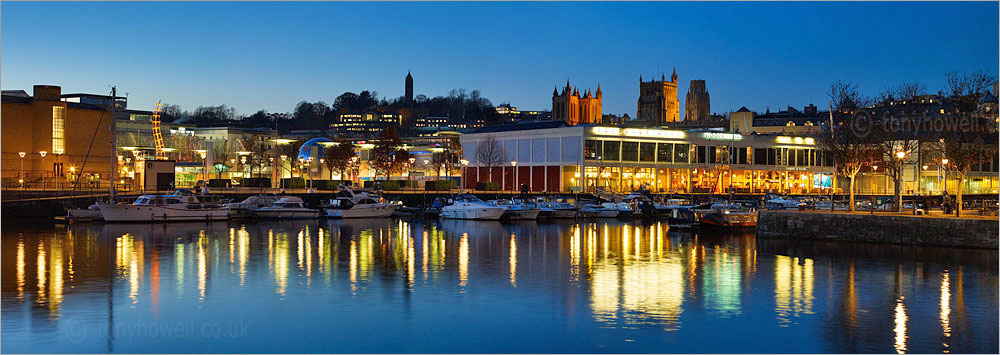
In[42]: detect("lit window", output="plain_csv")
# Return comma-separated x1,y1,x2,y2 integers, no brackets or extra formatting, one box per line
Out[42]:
52,106,66,152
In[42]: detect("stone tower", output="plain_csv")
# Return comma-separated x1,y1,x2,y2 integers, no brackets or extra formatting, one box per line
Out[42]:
684,80,710,121
405,70,413,103
636,68,680,126
552,80,602,125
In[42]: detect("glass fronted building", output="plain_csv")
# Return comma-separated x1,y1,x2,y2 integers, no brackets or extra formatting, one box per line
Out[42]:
460,123,835,194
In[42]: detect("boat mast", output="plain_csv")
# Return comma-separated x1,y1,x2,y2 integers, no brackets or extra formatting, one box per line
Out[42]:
109,86,117,200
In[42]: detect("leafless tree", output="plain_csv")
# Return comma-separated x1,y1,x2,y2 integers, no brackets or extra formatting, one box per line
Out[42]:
930,134,996,216
871,128,920,212
820,121,879,211
474,134,507,182
828,80,871,112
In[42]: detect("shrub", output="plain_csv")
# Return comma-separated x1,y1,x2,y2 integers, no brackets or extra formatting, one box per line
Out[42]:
425,180,457,191
240,178,271,188
208,179,231,188
476,181,499,191
281,177,305,189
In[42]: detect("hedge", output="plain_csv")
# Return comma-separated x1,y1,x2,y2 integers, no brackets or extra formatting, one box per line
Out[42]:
239,177,271,188
476,181,499,191
281,177,305,189
208,179,232,188
425,180,457,191
364,180,411,190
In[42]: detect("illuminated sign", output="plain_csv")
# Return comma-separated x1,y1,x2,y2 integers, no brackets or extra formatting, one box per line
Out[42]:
591,126,685,139
776,136,816,145
702,132,743,141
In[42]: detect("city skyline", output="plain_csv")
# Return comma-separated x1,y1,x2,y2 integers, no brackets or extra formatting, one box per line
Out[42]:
2,2,997,117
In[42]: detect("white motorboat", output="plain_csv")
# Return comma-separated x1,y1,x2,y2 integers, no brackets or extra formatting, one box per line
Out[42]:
252,196,320,219
324,186,397,218
224,195,281,218
580,203,618,218
601,202,634,218
66,203,104,222
766,196,806,210
97,189,229,222
535,198,578,218
489,199,541,220
440,195,507,220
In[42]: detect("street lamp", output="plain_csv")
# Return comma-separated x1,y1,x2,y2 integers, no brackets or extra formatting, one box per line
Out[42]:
39,151,47,189
941,158,949,195
460,159,469,192
408,157,416,191
510,161,517,194
54,149,64,190
895,151,905,212
350,156,359,187
18,152,25,189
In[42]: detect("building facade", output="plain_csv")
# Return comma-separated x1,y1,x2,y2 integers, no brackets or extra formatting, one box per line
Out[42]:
637,69,680,126
461,123,838,195
729,105,828,135
684,79,710,121
331,112,403,138
552,80,602,125
1,85,114,189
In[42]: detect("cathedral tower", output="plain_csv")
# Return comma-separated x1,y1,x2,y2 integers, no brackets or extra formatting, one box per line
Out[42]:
636,68,680,126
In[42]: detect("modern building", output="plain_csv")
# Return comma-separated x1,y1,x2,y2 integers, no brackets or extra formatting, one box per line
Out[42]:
636,69,680,126
331,112,403,138
552,80,602,125
460,122,836,194
1,85,115,189
684,80,711,122
729,105,828,135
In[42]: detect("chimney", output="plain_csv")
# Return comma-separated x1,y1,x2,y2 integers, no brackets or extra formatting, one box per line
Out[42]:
33,85,61,101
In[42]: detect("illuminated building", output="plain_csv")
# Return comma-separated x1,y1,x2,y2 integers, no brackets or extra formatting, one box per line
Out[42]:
460,122,837,194
552,80,602,125
684,80,711,122
636,69,680,126
729,105,828,135
331,112,403,138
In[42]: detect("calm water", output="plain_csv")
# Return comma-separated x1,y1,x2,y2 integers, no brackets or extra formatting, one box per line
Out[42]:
2,218,997,354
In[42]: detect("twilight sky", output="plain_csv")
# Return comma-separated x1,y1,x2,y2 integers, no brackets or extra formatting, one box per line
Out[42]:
2,2,997,117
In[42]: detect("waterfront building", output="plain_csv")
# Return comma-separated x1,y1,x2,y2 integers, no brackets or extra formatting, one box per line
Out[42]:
552,80,602,125
684,80,711,122
1,85,114,189
729,105,828,135
636,69,680,126
460,121,836,194
331,112,403,138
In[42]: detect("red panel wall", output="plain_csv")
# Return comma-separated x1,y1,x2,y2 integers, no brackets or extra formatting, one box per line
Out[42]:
464,167,477,189
517,166,531,190
503,166,514,191
491,167,503,187
531,166,545,191
546,166,561,192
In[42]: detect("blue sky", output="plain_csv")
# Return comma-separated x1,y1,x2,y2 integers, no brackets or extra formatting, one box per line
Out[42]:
2,2,997,117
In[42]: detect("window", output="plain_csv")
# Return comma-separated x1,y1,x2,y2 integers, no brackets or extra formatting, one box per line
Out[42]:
755,148,767,165
585,140,601,160
639,142,656,162
697,145,707,163
674,144,689,163
622,141,639,161
738,147,747,165
657,143,673,163
767,148,776,165
604,141,620,161
707,146,716,164
52,106,65,153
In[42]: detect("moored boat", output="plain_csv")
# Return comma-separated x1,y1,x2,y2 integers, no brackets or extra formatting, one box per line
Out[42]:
695,203,757,229
440,194,507,220
252,196,320,219
323,186,397,218
97,189,229,222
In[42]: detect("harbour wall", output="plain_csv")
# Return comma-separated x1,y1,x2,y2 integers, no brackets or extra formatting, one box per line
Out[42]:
757,210,999,249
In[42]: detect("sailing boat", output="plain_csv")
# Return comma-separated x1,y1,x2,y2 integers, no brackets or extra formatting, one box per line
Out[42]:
64,87,120,222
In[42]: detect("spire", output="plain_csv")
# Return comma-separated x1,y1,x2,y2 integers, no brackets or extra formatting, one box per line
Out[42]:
671,67,677,82
553,86,559,96
640,75,642,82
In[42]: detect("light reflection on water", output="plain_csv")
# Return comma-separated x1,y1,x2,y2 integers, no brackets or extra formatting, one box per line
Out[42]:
1,219,997,354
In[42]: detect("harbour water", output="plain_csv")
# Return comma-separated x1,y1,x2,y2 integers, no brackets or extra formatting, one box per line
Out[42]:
2,218,997,353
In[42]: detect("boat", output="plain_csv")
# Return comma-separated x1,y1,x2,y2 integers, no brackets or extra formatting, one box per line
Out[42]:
695,203,757,229
440,194,508,220
323,186,397,218
252,196,320,219
535,198,578,218
224,195,281,218
621,188,659,218
601,202,634,218
97,189,229,222
765,195,806,210
65,203,104,222
489,199,541,220
580,203,619,218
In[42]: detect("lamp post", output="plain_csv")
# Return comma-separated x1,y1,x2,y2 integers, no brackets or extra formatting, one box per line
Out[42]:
200,151,208,186
39,151,47,189
422,159,430,207
350,156,359,187
408,157,416,192
895,151,905,213
307,157,314,192
18,152,25,189
941,158,949,195
510,161,517,195
280,154,288,191
54,149,64,190
460,159,469,193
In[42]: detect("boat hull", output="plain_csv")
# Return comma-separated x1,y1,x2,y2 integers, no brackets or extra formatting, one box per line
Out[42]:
253,209,320,219
699,212,757,229
440,207,507,220
503,209,540,220
326,205,397,218
98,204,229,222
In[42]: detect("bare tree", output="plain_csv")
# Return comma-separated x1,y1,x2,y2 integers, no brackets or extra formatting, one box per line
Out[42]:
820,120,879,211
946,70,997,112
871,128,920,212
474,134,507,183
894,82,927,101
930,134,996,216
828,80,871,112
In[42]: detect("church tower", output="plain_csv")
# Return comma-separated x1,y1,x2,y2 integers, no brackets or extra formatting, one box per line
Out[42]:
552,79,602,125
636,68,680,126
405,70,414,103
684,79,710,121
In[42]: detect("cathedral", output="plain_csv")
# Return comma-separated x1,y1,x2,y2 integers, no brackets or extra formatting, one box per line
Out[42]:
636,68,680,126
684,79,710,121
552,80,602,125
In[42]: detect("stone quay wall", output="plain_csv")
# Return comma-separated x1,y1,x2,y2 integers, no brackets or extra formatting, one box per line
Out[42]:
757,210,999,249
